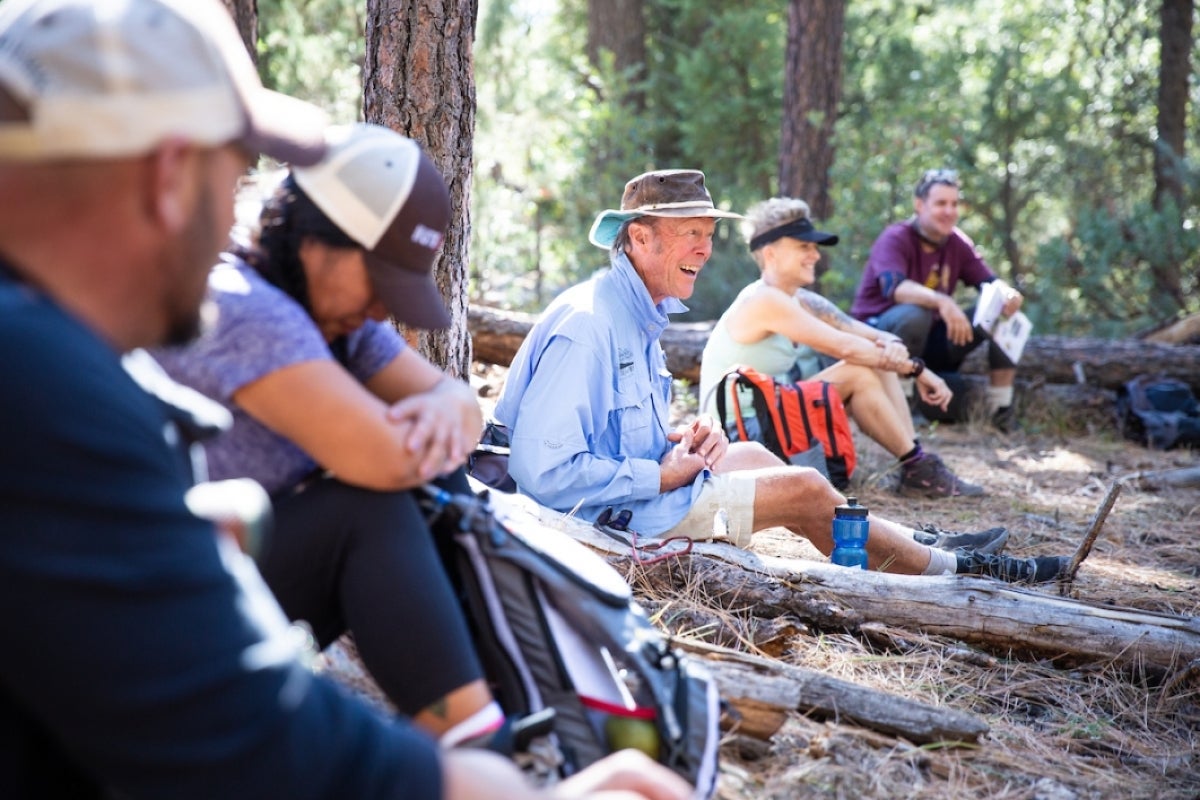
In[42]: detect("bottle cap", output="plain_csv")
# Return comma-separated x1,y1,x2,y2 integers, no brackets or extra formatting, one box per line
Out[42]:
835,496,868,518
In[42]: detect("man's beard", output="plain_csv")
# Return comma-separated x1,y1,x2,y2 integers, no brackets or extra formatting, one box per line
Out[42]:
161,180,222,346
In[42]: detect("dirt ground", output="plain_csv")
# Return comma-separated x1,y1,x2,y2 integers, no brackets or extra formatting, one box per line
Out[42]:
471,363,1200,800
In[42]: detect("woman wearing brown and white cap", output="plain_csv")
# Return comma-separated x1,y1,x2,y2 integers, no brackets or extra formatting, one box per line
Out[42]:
152,123,501,748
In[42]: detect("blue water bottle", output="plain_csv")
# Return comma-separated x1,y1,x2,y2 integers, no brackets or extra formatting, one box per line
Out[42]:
831,496,869,569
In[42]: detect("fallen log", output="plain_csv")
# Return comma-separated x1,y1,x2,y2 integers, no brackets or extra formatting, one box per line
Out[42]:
1143,312,1200,345
685,639,988,744
485,493,1200,676
468,304,1200,392
1124,465,1200,490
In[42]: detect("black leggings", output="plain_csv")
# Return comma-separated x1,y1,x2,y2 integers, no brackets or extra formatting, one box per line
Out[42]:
258,472,482,717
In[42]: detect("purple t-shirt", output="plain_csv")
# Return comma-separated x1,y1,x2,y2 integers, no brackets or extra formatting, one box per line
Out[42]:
850,220,995,321
153,255,405,495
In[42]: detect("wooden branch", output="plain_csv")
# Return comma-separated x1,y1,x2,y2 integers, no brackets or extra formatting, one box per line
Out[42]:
468,304,1200,392
483,495,1200,675
1059,480,1123,591
1143,312,1200,345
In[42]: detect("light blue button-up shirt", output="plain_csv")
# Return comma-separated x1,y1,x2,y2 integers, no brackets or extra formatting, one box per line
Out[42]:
494,251,708,535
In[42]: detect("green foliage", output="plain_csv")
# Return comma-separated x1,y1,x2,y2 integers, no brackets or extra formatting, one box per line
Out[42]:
1034,199,1200,336
256,0,364,125
262,0,1197,338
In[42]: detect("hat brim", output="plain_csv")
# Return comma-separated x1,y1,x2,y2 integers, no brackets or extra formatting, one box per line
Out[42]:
800,230,839,245
241,89,330,167
588,206,745,249
364,252,452,330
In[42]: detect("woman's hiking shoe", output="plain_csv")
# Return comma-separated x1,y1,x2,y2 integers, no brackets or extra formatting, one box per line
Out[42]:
913,524,1009,555
899,452,985,498
955,550,1068,583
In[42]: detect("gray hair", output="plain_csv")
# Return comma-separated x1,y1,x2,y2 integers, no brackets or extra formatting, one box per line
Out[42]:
744,197,811,266
611,215,654,255
914,168,960,199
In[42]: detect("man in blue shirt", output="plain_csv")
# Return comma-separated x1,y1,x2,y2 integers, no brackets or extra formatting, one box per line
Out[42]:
0,2,691,799
496,169,1064,584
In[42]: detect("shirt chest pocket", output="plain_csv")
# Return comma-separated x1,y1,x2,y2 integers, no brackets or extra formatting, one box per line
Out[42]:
612,365,670,458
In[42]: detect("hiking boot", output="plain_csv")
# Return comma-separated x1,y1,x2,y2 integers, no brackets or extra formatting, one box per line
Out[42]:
991,405,1020,434
913,524,1009,555
955,550,1068,584
899,452,985,498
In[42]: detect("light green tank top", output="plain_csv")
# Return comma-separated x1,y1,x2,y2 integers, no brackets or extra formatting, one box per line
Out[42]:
698,280,821,419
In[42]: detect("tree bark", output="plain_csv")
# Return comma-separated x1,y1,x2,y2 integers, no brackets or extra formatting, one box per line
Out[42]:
468,304,1200,393
586,0,646,112
1153,0,1193,212
218,0,257,62
778,0,846,222
364,0,477,378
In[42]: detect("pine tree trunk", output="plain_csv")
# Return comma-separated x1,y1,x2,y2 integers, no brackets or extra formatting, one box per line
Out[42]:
363,0,477,378
778,0,846,222
218,0,257,61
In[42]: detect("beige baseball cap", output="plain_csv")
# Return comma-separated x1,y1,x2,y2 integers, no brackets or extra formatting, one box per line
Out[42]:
0,0,327,165
293,124,452,330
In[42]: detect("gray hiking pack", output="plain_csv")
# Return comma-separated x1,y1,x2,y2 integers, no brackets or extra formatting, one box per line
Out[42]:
422,487,720,798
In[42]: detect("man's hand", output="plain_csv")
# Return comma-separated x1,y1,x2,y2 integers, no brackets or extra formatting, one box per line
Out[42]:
549,749,694,800
937,296,974,346
999,282,1024,317
683,414,728,467
661,427,707,493
915,371,953,412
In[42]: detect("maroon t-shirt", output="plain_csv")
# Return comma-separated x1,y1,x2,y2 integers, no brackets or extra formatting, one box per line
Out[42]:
851,220,996,321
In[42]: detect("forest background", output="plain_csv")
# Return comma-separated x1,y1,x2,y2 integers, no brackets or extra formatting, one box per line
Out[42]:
251,0,1199,348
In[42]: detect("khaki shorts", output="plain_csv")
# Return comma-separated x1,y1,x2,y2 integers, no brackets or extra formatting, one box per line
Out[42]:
662,473,757,547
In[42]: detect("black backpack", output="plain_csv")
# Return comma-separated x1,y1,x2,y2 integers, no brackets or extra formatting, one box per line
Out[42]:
1116,374,1200,450
421,486,721,796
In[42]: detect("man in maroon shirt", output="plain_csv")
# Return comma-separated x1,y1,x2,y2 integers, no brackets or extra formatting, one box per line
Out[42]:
851,169,1025,430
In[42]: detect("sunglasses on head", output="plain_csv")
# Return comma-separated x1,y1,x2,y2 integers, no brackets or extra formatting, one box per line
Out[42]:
915,168,959,197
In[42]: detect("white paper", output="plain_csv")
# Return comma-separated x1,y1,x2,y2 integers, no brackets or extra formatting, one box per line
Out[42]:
992,311,1032,363
973,282,1032,364
972,281,1004,331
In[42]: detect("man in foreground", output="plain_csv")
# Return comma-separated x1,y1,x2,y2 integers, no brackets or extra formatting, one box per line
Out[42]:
495,169,1065,582
0,2,691,799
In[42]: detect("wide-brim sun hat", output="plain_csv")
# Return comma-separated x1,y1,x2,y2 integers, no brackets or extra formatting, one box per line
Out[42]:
0,0,327,165
293,123,453,330
588,169,744,249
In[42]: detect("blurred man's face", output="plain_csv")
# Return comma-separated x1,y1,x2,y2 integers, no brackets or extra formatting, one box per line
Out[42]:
161,144,250,346
914,184,960,244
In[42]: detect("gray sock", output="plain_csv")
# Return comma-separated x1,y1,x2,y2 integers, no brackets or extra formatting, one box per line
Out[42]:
921,545,957,576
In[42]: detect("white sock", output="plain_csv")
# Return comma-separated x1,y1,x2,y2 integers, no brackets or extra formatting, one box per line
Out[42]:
986,385,1013,414
439,700,505,748
922,545,958,576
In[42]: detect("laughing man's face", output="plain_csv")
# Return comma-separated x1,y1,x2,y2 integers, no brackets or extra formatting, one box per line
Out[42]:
629,216,716,304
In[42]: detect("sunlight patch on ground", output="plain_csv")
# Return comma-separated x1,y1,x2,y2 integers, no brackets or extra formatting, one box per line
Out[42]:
1008,446,1100,475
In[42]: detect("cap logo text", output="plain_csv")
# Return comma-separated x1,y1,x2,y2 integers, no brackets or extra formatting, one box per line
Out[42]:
412,224,444,251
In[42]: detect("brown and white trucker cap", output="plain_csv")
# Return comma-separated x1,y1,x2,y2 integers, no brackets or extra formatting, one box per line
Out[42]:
0,0,327,165
293,124,453,330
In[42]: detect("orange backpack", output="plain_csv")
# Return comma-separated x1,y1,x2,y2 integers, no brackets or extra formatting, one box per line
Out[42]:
714,366,856,489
